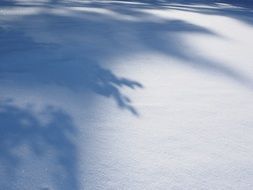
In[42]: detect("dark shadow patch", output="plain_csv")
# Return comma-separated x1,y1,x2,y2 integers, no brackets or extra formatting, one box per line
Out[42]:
0,100,79,190
0,27,143,115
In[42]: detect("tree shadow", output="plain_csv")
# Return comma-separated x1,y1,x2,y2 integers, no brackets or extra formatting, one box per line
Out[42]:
0,1,253,189
1,0,253,112
105,0,253,8
159,1,253,26
0,100,79,190
0,0,253,112
0,0,16,6
83,1,253,88
71,0,253,26
0,27,143,115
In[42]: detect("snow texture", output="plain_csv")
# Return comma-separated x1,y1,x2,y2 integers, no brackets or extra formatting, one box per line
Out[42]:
0,0,253,189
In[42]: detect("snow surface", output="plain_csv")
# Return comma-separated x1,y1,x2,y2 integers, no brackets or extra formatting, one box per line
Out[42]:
0,0,253,189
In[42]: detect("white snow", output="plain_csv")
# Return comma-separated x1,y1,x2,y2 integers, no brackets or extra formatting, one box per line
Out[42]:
0,1,253,190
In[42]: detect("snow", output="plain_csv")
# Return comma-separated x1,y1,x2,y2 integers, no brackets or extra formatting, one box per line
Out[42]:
0,1,253,189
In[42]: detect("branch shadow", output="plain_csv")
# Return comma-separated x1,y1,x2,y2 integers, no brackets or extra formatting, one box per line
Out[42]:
159,1,253,26
0,0,253,114
0,100,79,190
0,1,253,189
0,27,143,115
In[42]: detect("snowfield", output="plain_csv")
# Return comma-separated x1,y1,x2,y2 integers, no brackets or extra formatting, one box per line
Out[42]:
0,0,253,189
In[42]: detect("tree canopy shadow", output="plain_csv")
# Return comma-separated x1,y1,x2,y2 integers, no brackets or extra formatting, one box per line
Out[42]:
0,1,253,189
0,0,253,115
102,0,253,8
0,26,143,115
0,100,79,190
